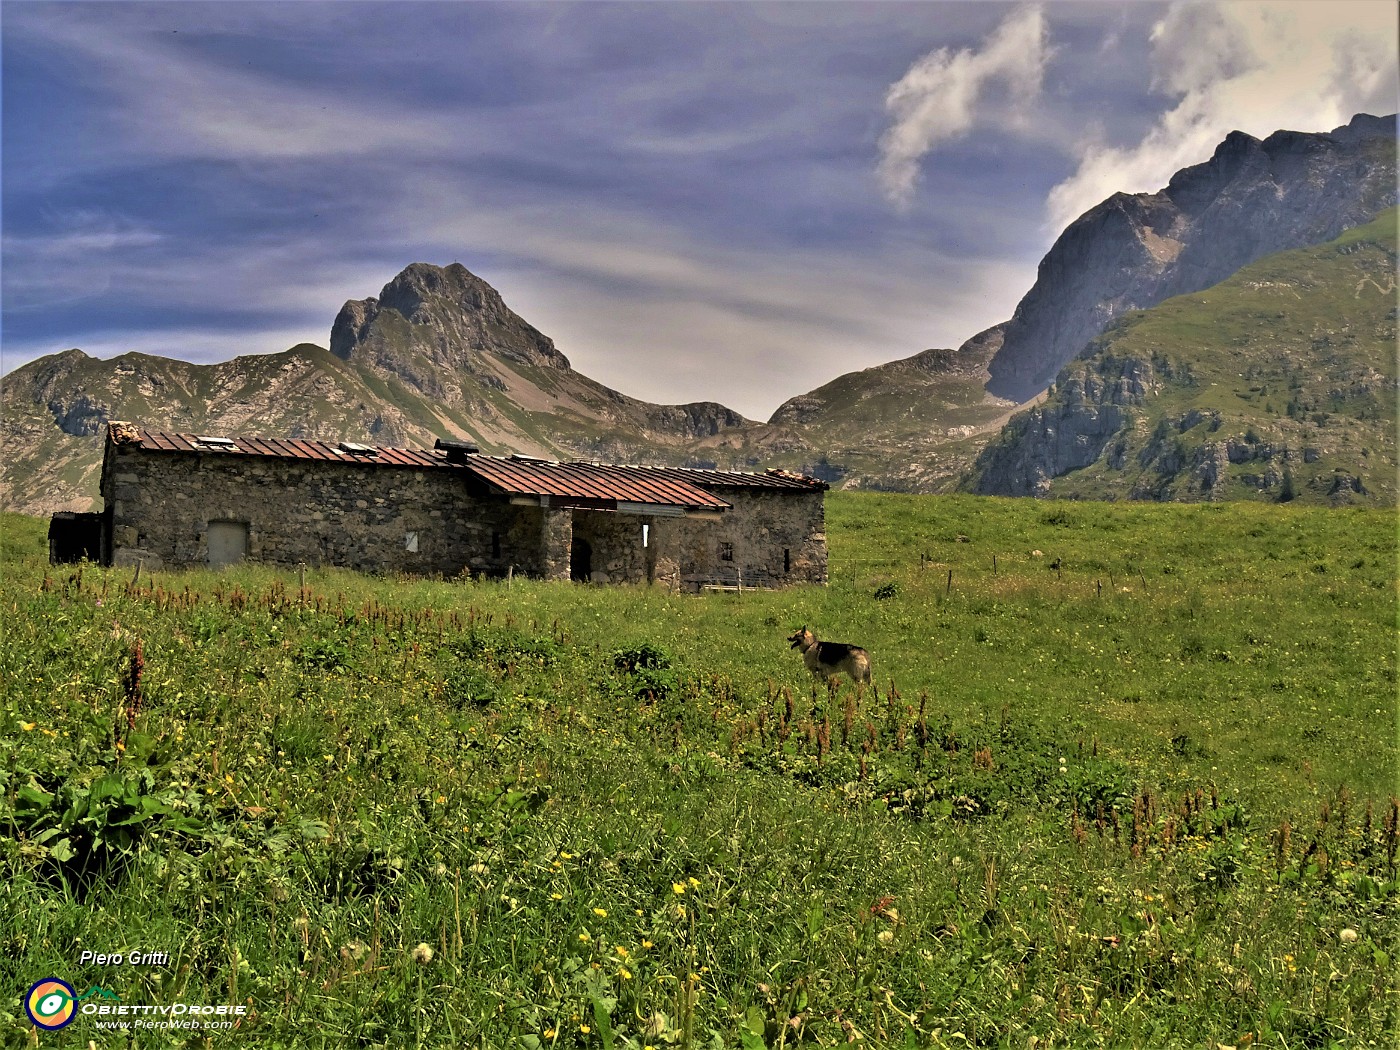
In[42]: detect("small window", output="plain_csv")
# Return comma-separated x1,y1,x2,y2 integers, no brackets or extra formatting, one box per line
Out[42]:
783,547,790,573
642,523,650,548
719,541,734,562
405,532,419,553
492,531,501,559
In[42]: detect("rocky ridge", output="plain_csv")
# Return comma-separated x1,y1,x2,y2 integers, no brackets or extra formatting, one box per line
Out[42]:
985,113,1397,402
967,209,1398,504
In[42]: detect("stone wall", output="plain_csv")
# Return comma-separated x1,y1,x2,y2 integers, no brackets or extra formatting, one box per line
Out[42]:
102,447,544,576
673,489,826,589
101,446,826,588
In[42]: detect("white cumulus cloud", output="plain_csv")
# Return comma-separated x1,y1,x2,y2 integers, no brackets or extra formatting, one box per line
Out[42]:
1046,0,1399,233
876,5,1049,208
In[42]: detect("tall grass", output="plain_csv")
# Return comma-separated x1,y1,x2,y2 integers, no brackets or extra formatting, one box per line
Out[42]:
1,494,1395,1047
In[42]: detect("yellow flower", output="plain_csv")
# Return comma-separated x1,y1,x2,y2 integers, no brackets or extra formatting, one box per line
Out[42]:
619,967,632,980
20,722,35,732
593,908,608,918
580,1025,591,1034
687,877,700,888
615,946,629,959
435,795,447,804
560,851,574,859
672,882,686,895
578,933,591,943
642,940,654,949
551,893,564,901
675,904,686,918
544,1028,556,1039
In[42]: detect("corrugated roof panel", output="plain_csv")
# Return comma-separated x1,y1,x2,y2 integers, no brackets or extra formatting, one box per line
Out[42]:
461,456,729,509
566,462,826,492
112,427,816,500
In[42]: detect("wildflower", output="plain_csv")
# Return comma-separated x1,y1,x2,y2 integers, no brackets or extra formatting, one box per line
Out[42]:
593,908,608,918
412,943,434,965
578,933,591,943
615,946,629,959
580,1025,591,1034
619,967,632,980
1340,928,1359,944
20,722,35,732
687,877,700,888
432,862,448,878
551,892,564,901
877,930,894,946
435,795,447,804
675,905,686,918
642,940,654,949
544,1028,556,1039
672,882,687,895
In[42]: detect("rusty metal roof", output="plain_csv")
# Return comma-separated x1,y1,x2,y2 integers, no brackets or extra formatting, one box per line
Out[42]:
109,426,771,510
463,456,729,510
128,428,453,468
585,463,828,492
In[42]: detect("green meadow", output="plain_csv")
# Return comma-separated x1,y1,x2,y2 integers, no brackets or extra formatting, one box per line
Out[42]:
2,493,1396,1048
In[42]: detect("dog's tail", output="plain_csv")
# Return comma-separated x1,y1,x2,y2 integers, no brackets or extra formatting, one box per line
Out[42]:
850,647,872,684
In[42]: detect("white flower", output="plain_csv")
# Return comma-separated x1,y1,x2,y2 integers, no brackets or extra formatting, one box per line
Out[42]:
877,930,894,945
412,943,434,965
1339,928,1359,944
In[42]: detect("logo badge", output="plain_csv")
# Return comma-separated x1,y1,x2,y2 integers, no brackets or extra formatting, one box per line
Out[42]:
25,978,78,1030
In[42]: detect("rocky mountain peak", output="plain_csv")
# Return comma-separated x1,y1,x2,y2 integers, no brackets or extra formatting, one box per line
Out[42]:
986,113,1397,403
375,262,504,323
329,262,570,397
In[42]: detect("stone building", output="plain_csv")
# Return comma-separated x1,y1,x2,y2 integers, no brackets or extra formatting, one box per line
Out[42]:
80,422,827,588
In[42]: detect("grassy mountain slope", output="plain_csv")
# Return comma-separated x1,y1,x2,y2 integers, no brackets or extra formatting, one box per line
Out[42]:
968,209,1398,504
759,325,1021,489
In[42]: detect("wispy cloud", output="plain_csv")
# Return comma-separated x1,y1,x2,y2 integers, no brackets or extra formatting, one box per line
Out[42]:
1046,0,1399,233
374,176,1027,418
7,8,474,166
876,5,1049,208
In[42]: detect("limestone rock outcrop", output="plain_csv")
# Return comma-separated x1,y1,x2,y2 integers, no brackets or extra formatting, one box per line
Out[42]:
986,114,1397,402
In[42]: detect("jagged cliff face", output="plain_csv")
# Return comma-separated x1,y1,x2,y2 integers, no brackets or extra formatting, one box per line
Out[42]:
985,114,1398,402
969,209,1398,505
330,262,570,400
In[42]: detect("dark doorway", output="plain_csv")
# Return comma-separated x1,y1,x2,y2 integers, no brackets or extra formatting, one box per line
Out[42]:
570,536,592,582
207,520,250,568
48,512,103,564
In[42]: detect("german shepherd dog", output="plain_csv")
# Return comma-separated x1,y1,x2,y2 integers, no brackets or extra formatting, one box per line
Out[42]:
787,626,872,684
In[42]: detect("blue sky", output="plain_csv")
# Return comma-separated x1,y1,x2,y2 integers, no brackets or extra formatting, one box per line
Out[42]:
3,1,1395,419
